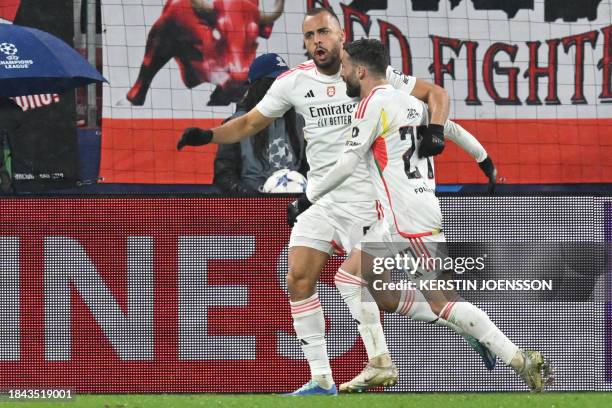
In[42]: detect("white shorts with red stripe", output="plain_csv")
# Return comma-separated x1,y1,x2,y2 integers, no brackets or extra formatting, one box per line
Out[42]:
356,220,448,282
289,199,382,255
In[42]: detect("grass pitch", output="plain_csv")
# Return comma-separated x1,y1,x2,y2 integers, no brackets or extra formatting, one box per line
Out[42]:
4,392,610,408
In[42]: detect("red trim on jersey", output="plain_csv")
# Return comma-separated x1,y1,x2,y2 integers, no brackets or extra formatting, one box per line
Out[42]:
297,61,315,69
276,61,315,80
355,86,385,119
372,136,388,172
375,200,383,220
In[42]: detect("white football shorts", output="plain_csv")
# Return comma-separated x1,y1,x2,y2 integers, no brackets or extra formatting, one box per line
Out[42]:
356,219,448,282
289,199,381,255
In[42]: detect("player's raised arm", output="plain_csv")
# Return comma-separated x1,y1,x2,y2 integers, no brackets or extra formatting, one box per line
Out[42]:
386,67,449,158
410,78,449,126
177,107,275,149
385,66,417,95
444,120,497,192
444,120,487,162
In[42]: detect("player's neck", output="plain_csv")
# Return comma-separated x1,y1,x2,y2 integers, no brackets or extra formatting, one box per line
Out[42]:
360,78,388,99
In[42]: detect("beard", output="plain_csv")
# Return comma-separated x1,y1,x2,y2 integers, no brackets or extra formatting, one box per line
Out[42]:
345,78,361,97
312,55,336,70
310,46,340,70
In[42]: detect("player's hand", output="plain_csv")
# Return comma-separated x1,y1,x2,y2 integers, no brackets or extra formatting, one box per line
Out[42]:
177,127,213,150
478,156,497,194
287,195,312,227
418,124,445,158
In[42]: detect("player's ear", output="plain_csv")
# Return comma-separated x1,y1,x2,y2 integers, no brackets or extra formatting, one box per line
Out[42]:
357,65,366,80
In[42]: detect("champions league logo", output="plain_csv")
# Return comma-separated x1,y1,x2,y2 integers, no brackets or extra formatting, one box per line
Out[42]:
0,42,18,56
0,42,33,69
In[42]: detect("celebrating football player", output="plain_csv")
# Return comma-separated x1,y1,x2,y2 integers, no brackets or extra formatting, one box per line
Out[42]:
296,37,553,393
177,7,497,395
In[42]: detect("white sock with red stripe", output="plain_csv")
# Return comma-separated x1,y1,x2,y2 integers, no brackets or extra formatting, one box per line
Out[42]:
397,237,482,335
395,288,438,322
335,269,390,360
290,293,334,387
395,289,474,335
440,300,519,365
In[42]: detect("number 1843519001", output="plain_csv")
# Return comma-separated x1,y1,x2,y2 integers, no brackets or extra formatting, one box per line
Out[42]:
7,389,72,399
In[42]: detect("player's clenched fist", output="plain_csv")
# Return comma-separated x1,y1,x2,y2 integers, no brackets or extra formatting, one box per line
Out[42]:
287,195,312,227
177,127,213,150
418,124,445,158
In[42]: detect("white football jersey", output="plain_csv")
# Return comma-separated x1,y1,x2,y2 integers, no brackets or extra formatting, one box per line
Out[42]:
257,62,416,203
344,84,442,237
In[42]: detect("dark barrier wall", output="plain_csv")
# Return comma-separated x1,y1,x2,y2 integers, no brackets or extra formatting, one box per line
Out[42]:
0,196,610,392
8,0,79,191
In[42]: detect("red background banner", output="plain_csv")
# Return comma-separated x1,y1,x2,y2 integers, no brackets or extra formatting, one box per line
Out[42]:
100,119,221,184
0,197,363,392
1,196,610,392
101,118,612,184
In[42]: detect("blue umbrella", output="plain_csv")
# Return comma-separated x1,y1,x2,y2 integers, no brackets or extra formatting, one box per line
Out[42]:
0,23,107,97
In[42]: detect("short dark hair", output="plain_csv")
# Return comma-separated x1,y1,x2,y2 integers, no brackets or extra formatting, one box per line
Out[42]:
305,7,341,26
343,39,389,77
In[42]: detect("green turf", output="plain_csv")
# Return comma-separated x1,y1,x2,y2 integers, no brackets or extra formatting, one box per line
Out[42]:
2,393,610,408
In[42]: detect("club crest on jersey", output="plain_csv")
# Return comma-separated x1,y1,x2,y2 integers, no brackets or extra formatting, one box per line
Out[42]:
327,86,336,97
406,108,420,120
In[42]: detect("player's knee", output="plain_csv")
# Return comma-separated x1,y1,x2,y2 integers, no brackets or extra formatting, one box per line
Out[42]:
286,267,317,299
